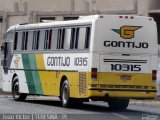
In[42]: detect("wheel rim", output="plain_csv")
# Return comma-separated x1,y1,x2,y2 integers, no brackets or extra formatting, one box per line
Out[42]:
62,85,69,105
13,81,20,99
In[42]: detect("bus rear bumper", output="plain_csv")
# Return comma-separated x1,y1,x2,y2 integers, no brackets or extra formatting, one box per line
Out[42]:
88,89,157,99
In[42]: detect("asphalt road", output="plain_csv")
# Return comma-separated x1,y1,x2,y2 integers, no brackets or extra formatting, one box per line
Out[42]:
0,96,160,120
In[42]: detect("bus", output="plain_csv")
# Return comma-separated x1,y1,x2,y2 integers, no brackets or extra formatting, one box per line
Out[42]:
1,15,158,110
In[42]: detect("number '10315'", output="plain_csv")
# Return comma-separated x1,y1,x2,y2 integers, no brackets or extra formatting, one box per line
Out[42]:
111,64,141,72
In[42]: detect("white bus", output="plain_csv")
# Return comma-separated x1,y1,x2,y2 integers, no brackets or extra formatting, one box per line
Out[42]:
1,15,158,110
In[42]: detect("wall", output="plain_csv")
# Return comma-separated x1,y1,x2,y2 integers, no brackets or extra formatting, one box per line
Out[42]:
149,0,160,10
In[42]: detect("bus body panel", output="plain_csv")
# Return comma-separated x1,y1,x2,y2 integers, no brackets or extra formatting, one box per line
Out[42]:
8,53,91,97
2,72,12,92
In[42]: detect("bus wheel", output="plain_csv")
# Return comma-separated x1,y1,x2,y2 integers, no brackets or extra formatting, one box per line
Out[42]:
61,80,71,107
12,77,27,101
108,99,129,111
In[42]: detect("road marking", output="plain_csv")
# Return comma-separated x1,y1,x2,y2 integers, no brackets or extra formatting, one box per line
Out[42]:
112,113,130,120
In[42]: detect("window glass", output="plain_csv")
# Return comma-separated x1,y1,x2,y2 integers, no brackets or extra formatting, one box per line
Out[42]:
78,28,86,49
75,28,79,49
36,31,40,50
38,30,45,50
48,30,52,49
21,32,26,50
17,32,23,50
70,28,75,49
63,28,71,49
85,27,91,49
57,29,62,49
32,31,40,50
6,32,14,42
60,29,65,49
32,31,36,50
51,29,58,50
24,31,28,50
44,30,52,50
69,28,80,49
5,32,14,54
32,32,35,50
5,32,14,55
27,31,33,50
12,26,91,51
44,30,48,49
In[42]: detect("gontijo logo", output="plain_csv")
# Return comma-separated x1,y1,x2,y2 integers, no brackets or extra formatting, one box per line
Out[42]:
104,25,148,49
112,26,142,39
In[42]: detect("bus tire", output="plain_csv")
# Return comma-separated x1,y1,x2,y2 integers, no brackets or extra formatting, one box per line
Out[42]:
108,99,129,111
61,80,71,107
12,77,27,101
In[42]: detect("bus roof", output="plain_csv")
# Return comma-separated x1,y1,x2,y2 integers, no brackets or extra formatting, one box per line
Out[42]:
7,15,99,32
7,15,154,32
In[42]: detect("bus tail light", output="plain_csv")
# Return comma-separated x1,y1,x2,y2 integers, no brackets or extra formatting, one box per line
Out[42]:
91,68,97,81
119,16,123,18
119,16,134,19
125,16,128,19
152,70,157,82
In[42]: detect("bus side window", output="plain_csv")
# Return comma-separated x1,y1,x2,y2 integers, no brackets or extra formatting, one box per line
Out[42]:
25,31,28,50
44,30,49,49
60,29,65,49
44,30,52,50
27,31,33,50
21,31,28,50
17,32,23,51
75,28,79,49
5,31,14,54
21,32,25,50
32,31,40,50
57,29,62,49
38,30,45,50
36,31,40,50
51,29,58,50
70,28,79,49
70,28,75,49
3,32,14,73
85,27,91,49
14,32,18,50
78,28,86,49
48,30,52,49
63,28,71,49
